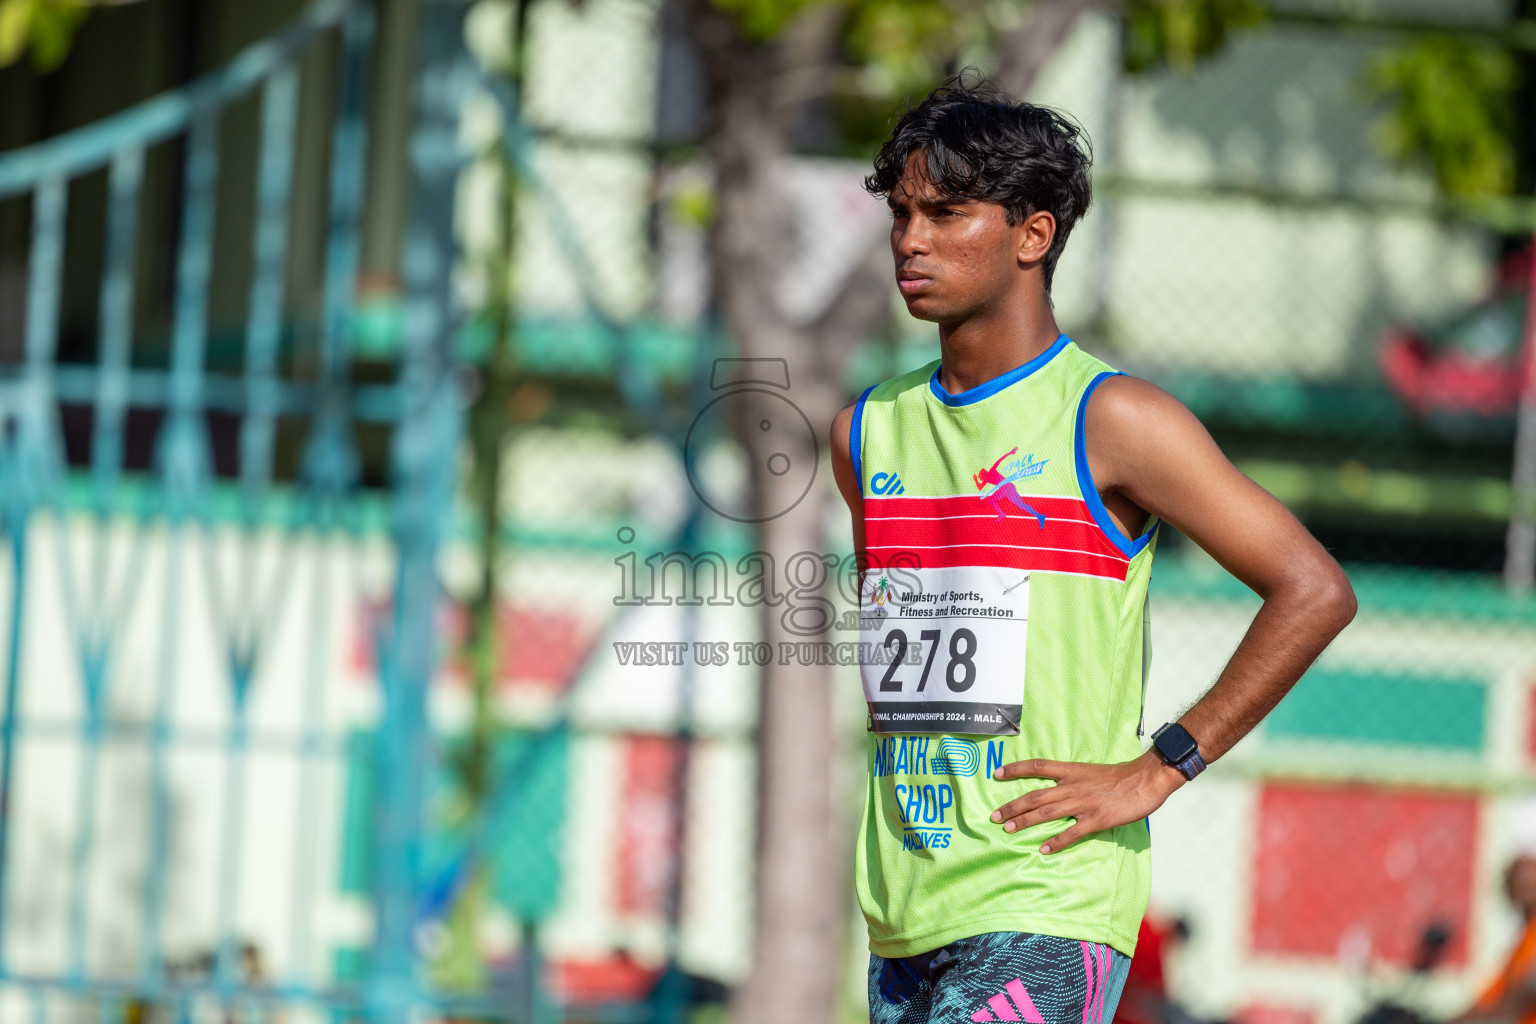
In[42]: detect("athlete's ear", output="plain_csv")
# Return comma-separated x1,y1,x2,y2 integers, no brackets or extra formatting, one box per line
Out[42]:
1016,210,1055,268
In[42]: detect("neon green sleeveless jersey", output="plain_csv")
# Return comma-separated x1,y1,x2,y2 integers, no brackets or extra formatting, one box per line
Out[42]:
849,334,1157,959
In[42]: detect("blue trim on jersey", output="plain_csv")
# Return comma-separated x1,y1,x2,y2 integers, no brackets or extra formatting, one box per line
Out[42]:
927,333,1070,407
1074,370,1159,560
850,384,876,496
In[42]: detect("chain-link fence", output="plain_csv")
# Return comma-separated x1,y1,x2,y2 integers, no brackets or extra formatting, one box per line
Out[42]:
499,1,1536,1022
2,0,1535,1022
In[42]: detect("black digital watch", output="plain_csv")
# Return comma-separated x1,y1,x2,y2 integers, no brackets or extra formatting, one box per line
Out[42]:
1151,722,1206,781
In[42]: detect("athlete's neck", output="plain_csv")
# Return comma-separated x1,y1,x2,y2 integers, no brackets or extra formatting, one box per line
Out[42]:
933,298,1062,396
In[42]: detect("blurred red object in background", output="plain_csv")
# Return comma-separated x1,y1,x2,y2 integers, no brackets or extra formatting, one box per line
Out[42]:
1379,247,1532,421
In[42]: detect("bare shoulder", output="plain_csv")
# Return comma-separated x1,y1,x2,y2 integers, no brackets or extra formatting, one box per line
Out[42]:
1083,373,1232,496
1084,373,1198,435
1086,373,1219,457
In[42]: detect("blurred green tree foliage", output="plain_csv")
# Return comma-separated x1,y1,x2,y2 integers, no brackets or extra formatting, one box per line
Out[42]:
1367,34,1519,199
693,0,1041,152
0,0,92,72
1122,0,1265,72
1115,0,1524,199
688,0,1528,201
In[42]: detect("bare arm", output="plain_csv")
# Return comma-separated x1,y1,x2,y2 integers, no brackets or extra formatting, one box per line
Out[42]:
992,375,1357,852
1092,375,1357,762
830,400,864,558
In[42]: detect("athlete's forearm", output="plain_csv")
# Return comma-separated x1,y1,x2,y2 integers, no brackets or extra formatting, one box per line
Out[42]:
1170,567,1356,764
992,555,1354,850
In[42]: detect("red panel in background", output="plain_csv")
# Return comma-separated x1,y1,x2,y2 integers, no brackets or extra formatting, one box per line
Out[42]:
1251,783,1477,966
1235,1005,1317,1024
616,736,684,915
351,599,594,693
502,605,596,691
548,956,661,1004
1525,682,1536,761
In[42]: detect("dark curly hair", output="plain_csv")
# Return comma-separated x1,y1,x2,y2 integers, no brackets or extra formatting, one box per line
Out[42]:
864,77,1093,294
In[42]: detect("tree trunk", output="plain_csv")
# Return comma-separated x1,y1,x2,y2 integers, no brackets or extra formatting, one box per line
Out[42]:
684,6,852,1023
994,0,1098,98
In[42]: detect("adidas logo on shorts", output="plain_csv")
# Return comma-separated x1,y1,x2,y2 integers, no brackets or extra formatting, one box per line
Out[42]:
970,978,1043,1022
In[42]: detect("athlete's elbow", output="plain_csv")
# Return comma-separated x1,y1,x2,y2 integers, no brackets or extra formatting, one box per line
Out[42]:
1269,556,1355,636
1304,562,1357,635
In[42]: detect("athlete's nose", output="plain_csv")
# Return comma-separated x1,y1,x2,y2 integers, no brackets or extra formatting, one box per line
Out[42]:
894,216,932,259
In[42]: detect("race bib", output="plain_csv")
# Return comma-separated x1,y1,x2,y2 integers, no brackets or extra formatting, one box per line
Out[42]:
860,564,1029,735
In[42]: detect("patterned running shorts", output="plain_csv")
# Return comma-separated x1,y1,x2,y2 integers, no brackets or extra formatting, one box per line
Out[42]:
868,931,1131,1024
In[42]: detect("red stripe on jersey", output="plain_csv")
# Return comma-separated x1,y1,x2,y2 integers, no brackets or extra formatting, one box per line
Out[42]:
862,544,1127,579
863,493,1128,580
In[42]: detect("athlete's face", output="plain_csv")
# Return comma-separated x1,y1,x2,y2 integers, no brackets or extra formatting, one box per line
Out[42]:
887,151,1055,324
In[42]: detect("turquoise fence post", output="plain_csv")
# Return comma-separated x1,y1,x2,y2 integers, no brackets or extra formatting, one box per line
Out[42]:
369,0,470,1020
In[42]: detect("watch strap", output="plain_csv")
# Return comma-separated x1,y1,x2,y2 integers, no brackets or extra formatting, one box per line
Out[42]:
1172,748,1206,781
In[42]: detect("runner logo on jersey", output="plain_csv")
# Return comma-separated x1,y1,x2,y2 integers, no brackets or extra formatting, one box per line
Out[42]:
973,447,1048,527
930,738,980,776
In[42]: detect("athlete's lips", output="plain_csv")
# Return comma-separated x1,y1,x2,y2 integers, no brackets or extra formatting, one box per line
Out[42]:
896,269,934,294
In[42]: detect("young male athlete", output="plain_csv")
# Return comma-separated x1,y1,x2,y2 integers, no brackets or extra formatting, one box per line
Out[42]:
829,81,1358,1023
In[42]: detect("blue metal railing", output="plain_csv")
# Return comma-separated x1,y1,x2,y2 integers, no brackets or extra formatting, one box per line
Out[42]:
0,0,728,1017
0,0,357,199
0,0,473,1019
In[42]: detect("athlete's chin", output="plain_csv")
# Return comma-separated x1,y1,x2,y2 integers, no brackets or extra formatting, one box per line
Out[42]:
900,294,956,323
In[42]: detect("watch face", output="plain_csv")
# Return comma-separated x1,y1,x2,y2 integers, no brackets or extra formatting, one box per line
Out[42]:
1154,724,1198,763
